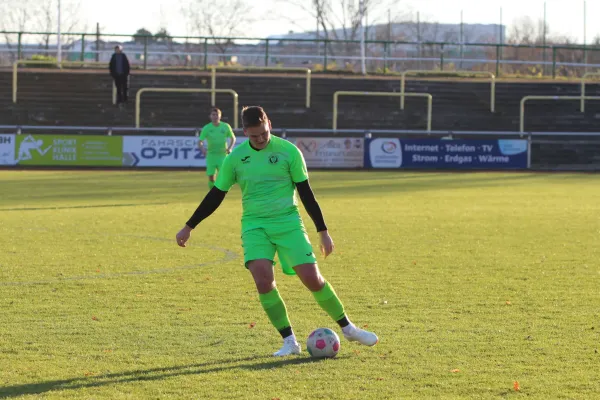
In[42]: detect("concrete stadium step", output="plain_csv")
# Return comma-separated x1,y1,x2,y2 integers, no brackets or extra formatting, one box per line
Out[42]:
2,70,600,132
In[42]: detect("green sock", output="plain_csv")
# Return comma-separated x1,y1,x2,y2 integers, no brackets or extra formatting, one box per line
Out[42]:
208,181,215,189
312,281,346,322
259,288,291,331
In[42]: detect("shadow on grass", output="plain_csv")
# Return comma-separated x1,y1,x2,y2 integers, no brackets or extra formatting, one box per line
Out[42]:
0,354,339,398
0,202,170,212
315,172,542,196
4,170,591,206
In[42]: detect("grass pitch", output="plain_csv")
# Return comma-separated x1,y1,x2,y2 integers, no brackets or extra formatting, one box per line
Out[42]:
0,170,599,399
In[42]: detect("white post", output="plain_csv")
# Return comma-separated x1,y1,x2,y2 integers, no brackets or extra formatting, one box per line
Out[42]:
359,0,366,75
460,9,464,69
583,0,587,46
57,0,62,64
584,0,587,72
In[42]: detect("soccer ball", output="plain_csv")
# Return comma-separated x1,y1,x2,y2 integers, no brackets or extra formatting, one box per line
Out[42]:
306,328,340,358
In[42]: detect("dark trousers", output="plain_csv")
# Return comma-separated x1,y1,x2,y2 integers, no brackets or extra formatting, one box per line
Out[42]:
113,75,129,104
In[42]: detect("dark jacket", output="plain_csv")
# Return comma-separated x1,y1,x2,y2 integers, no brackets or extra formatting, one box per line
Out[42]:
109,53,131,77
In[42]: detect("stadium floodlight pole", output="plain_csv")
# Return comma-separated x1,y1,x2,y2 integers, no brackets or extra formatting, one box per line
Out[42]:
57,0,62,65
584,0,587,45
359,0,366,75
541,1,547,74
584,0,587,71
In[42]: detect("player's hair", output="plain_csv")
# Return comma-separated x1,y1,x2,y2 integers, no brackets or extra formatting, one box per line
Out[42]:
210,107,222,117
241,106,268,128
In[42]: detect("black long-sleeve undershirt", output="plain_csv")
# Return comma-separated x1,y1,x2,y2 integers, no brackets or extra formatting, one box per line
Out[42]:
186,187,227,229
184,180,327,232
295,180,327,232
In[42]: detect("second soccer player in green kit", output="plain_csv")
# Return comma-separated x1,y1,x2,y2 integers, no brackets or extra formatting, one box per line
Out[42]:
198,107,236,189
176,106,378,357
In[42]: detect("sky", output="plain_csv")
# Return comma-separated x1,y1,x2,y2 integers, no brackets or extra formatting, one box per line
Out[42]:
5,0,600,43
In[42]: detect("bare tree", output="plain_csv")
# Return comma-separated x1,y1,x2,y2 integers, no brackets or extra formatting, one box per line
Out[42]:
0,0,85,56
38,0,86,50
180,0,252,56
502,17,550,76
0,0,37,59
281,0,395,57
507,16,549,45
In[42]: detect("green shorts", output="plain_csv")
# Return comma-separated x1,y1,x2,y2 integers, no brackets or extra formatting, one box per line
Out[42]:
242,226,317,276
205,154,226,176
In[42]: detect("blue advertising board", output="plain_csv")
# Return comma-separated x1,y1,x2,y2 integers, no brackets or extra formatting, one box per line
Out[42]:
366,138,529,169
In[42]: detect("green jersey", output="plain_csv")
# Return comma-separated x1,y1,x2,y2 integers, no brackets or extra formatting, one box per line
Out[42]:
215,135,309,233
199,122,235,155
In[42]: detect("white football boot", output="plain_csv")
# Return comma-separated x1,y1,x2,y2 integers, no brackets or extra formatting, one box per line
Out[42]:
342,324,379,346
273,336,302,357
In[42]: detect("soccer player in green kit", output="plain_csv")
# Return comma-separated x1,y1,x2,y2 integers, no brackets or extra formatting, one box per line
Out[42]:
176,106,378,356
198,107,236,189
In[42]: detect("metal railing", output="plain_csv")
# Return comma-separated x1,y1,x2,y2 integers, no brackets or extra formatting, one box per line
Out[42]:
401,70,495,113
210,66,311,108
333,91,432,131
12,59,117,104
520,95,600,132
135,88,239,129
3,30,600,78
580,72,600,112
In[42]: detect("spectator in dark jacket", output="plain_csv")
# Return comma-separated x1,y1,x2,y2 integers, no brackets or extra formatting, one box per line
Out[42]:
109,45,131,106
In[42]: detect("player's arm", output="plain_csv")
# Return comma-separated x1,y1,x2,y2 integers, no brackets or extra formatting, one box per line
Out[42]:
226,124,236,154
289,144,334,257
295,180,327,232
295,180,334,257
176,155,236,248
198,129,207,155
176,187,227,247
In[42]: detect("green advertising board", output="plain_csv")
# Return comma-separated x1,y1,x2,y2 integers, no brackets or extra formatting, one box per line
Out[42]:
15,135,123,166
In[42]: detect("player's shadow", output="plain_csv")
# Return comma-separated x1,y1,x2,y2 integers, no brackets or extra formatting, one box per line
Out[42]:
315,172,539,196
0,354,338,398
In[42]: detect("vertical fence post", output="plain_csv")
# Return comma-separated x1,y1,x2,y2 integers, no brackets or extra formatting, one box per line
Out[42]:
552,47,557,79
265,39,270,67
440,43,445,71
383,42,388,73
581,75,586,112
143,36,148,69
17,32,22,60
203,38,208,70
211,67,216,107
495,45,500,77
324,40,328,71
80,34,85,61
95,23,100,62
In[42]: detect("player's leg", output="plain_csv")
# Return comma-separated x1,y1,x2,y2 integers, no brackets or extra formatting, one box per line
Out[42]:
294,263,378,346
243,229,300,356
205,155,217,189
209,155,225,189
275,228,378,346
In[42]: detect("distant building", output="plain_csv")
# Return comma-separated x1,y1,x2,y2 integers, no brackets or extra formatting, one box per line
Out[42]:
266,22,505,44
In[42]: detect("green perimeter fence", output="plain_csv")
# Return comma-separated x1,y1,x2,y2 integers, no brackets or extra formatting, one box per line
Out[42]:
2,31,600,79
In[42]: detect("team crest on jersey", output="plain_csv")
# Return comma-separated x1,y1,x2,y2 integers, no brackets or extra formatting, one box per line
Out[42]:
269,155,279,164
